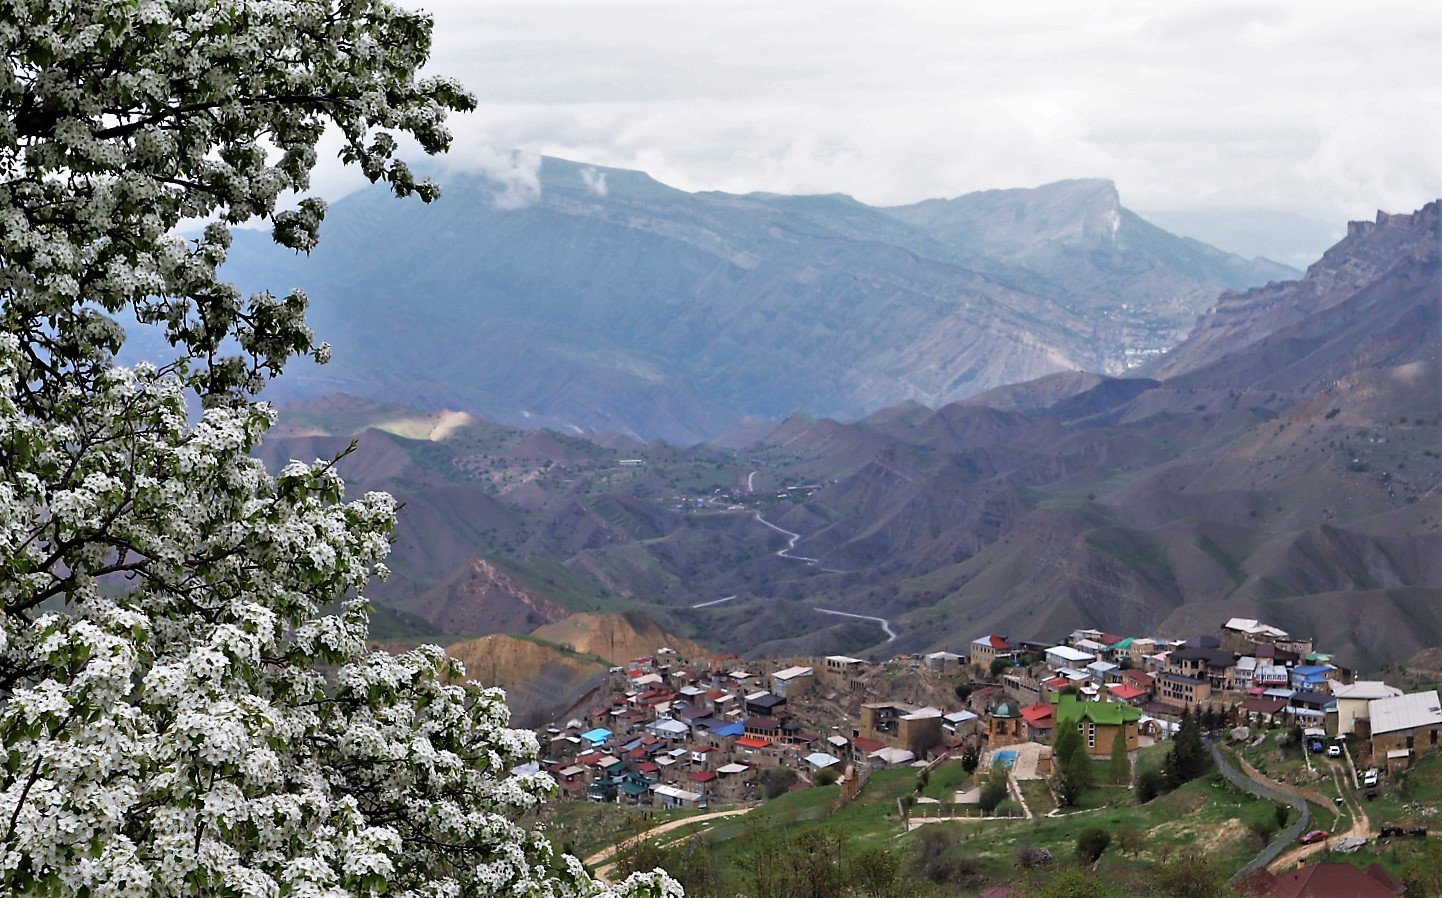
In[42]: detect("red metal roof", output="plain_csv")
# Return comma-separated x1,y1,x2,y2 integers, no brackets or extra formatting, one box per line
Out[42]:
1108,683,1147,701
689,770,718,783
1020,704,1054,726
735,736,771,749
1242,862,1404,898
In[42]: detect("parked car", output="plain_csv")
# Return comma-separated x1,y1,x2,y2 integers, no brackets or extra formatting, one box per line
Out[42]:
1327,745,1342,758
1363,769,1379,787
1299,829,1329,845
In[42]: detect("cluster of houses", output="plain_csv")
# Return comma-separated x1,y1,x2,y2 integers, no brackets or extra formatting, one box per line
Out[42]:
531,651,986,810
972,618,1442,771
528,616,1441,813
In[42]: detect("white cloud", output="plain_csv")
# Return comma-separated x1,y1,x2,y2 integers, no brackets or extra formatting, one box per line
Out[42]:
459,146,543,209
379,0,1440,228
579,165,608,197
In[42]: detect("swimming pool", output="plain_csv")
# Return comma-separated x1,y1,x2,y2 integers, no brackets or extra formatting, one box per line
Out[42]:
992,749,1018,768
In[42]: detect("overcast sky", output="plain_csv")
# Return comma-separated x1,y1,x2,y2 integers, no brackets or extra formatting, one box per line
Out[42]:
341,1,1441,251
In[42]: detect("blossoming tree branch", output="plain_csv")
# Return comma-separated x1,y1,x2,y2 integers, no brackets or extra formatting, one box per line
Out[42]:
0,1,676,895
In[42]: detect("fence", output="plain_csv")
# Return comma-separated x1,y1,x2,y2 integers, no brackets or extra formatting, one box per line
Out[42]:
1207,741,1310,881
907,803,1024,821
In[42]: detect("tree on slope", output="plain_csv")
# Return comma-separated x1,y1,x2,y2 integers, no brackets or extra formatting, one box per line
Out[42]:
0,2,674,896
1162,708,1210,789
1108,728,1129,784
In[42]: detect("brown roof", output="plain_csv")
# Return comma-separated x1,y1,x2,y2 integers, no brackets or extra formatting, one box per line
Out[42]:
1243,696,1290,715
1141,700,1187,718
1241,862,1404,898
1122,670,1155,687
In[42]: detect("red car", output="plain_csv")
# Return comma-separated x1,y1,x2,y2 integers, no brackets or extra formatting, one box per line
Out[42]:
1299,830,1329,845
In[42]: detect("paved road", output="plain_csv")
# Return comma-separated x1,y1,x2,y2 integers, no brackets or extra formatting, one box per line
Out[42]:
753,512,821,564
1208,742,1310,881
746,470,757,492
814,607,897,641
691,594,738,608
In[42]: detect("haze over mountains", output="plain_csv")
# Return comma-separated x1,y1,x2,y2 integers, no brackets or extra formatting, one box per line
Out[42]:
223,157,1293,442
256,196,1440,676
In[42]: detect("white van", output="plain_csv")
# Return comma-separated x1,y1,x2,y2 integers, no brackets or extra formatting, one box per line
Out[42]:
1362,769,1379,787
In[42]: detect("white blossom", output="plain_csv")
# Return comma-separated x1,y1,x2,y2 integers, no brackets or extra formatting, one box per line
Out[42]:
0,2,675,896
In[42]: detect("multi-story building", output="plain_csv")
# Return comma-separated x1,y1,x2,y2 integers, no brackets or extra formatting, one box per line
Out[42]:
1155,671,1211,709
970,634,1017,670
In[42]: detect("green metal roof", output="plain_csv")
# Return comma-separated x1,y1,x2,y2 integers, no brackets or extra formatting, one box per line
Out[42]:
1053,694,1141,726
1110,637,1134,650
992,700,1022,718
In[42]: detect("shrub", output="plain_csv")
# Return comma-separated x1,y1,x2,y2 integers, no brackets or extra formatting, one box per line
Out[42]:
1075,827,1112,863
979,778,1010,815
1136,768,1165,803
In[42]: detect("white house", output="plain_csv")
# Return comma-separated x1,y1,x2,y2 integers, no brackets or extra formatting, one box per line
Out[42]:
1046,646,1096,670
652,784,707,809
804,752,842,770
1331,681,1403,736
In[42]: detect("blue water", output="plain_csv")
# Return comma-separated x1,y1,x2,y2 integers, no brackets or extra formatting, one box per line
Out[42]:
993,750,1018,768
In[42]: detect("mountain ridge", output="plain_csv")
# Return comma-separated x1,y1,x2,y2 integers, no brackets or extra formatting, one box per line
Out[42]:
213,156,1294,442
257,198,1435,670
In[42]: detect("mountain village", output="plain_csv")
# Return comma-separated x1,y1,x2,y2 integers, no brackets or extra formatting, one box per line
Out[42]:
529,616,1442,894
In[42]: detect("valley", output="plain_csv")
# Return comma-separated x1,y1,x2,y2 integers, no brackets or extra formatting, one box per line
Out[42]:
253,199,1438,702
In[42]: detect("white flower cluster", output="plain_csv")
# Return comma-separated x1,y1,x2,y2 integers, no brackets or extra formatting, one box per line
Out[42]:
0,338,678,898
0,1,679,895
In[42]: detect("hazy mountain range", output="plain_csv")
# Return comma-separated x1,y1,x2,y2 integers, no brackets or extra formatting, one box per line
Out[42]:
255,199,1440,672
218,157,1295,442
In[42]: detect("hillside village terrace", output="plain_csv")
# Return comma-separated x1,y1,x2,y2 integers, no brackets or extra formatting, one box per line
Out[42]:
531,618,1439,812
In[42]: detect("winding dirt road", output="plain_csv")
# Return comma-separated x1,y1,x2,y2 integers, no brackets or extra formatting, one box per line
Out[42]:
1266,758,1371,872
583,807,754,883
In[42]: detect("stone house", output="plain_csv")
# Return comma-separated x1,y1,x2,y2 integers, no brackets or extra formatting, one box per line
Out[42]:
1155,671,1211,709
970,634,1016,670
1368,690,1442,768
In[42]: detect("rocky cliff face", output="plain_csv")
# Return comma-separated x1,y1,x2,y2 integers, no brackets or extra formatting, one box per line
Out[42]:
444,634,609,728
1146,201,1439,381
885,179,1297,370
530,612,708,666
